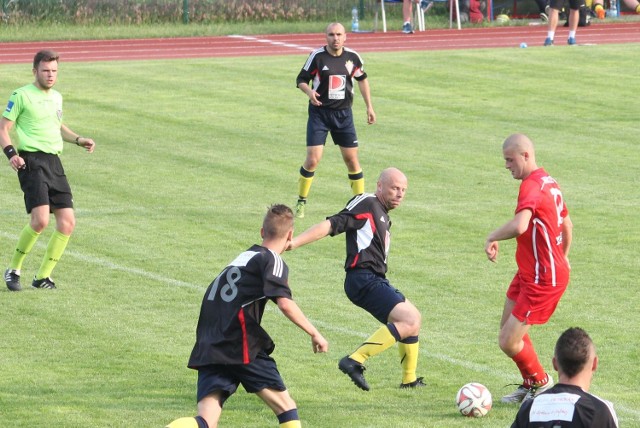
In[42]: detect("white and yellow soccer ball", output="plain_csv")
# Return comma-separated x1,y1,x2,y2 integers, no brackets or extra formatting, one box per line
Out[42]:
456,382,492,417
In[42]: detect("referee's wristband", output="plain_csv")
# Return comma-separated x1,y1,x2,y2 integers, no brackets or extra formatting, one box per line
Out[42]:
3,145,17,160
74,136,82,146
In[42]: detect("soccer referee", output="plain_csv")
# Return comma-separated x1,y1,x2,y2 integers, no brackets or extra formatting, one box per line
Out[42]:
1,49,96,291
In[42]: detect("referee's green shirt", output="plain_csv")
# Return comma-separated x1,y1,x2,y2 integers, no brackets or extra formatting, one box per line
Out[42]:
3,83,64,154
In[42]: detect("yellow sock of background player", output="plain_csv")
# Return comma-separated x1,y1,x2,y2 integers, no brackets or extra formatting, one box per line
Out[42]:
9,224,41,271
297,166,315,201
35,230,70,279
277,409,301,428
350,323,399,364
398,336,420,384
349,169,364,195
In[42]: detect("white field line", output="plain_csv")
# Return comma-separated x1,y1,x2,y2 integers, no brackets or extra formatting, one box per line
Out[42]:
227,34,314,52
2,230,638,419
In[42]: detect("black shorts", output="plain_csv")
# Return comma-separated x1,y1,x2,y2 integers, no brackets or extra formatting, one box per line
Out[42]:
550,0,581,10
306,105,358,148
195,351,287,404
17,151,73,214
344,269,406,324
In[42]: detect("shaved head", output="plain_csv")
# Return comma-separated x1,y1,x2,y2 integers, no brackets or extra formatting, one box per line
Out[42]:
501,134,538,180
503,133,535,155
375,167,407,211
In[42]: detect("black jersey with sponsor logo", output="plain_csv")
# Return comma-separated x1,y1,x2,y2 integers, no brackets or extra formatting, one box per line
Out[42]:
512,384,619,428
328,193,391,277
187,245,292,367
296,46,368,110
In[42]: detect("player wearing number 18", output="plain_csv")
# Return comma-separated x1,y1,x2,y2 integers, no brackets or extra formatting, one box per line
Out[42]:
166,204,329,428
485,134,573,404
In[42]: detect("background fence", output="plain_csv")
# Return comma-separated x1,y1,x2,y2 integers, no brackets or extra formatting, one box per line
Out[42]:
1,0,396,25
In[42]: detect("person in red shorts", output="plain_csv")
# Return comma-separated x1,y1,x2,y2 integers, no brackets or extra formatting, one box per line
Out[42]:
484,133,573,404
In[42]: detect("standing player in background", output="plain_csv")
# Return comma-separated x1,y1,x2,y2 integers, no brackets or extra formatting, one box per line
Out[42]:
511,327,619,427
485,134,573,404
1,49,96,291
544,0,580,45
294,22,376,219
166,205,328,428
289,168,424,391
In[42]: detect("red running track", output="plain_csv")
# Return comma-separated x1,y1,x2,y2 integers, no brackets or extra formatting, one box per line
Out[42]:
1,21,639,64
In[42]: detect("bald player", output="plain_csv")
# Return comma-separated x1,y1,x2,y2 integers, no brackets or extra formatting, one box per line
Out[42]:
485,134,573,404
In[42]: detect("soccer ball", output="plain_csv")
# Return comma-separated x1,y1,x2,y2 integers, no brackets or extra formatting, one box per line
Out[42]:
456,382,492,417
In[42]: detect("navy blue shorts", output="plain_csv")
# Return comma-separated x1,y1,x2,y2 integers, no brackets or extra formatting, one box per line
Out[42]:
195,351,287,404
306,105,358,148
344,269,406,324
17,151,73,214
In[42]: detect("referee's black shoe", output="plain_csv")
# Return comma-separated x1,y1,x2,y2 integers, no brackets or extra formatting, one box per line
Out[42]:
32,276,56,289
339,356,370,391
4,268,21,291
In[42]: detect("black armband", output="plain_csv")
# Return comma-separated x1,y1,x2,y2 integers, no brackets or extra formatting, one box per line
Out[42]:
3,145,17,160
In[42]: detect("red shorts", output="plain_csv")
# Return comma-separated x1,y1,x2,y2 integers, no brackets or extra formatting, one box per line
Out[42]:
506,273,568,325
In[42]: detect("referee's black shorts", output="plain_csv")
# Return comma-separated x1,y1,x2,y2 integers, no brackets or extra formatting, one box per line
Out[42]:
18,151,73,214
306,105,358,148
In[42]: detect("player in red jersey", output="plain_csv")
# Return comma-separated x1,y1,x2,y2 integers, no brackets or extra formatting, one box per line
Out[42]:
485,134,573,404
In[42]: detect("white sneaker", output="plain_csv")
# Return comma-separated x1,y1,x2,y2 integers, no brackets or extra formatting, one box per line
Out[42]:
524,374,554,401
501,385,529,403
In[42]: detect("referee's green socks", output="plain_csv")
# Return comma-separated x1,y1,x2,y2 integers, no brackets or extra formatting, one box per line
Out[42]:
36,230,70,280
9,224,41,271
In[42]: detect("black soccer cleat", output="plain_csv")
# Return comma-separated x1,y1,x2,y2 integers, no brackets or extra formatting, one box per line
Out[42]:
338,356,370,391
4,268,22,291
32,276,56,289
400,376,427,389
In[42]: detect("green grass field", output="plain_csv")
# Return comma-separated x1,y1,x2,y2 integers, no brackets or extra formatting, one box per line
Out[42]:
1,41,639,427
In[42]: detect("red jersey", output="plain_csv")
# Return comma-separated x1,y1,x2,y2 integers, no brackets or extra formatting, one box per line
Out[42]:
515,168,570,286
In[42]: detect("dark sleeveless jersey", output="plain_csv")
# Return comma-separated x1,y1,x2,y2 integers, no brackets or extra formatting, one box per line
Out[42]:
512,383,619,428
187,245,292,367
296,46,368,110
328,193,391,277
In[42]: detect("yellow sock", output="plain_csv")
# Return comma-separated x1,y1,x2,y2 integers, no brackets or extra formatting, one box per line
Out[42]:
36,230,70,279
298,166,315,199
10,224,41,271
350,325,397,364
348,170,364,195
398,339,420,384
278,409,301,427
279,421,301,428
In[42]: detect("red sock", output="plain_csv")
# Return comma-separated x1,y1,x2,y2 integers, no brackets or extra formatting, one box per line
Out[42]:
512,335,546,386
